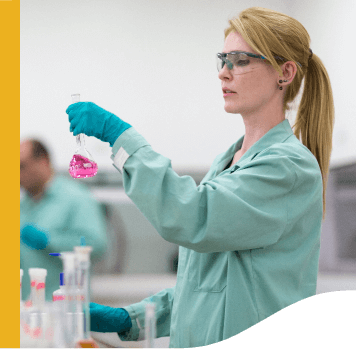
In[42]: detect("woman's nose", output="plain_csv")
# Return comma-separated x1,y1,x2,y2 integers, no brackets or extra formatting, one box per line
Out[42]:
218,64,232,81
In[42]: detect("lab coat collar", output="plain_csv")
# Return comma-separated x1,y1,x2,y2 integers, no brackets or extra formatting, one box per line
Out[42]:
41,175,61,198
218,119,294,171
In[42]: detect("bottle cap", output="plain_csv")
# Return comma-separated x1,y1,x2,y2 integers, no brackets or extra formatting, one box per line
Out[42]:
29,268,47,282
60,252,76,270
74,246,93,262
59,272,64,286
49,253,61,257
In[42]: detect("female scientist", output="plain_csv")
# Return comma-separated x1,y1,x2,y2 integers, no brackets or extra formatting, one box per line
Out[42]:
66,7,334,348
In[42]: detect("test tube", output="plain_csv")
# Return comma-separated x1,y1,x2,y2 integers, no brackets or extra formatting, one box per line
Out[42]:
74,246,93,340
145,299,156,348
28,268,47,310
60,252,77,312
27,268,47,344
29,269,36,306
60,252,81,345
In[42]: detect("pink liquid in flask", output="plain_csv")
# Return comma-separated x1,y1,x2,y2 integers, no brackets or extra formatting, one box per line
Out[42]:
69,154,98,179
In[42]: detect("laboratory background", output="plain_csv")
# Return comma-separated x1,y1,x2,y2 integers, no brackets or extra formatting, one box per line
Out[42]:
20,0,356,347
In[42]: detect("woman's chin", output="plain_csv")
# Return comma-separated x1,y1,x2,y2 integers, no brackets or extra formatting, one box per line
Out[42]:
224,102,240,114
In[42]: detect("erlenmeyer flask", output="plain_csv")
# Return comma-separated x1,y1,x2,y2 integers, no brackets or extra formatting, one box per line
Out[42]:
69,94,98,179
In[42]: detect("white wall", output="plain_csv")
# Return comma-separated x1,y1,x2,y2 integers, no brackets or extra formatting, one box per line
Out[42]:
20,0,356,173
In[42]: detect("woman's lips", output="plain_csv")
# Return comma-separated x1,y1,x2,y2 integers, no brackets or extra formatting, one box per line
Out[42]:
222,88,237,97
223,91,237,97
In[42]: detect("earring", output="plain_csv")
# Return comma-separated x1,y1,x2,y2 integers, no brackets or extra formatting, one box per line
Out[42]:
278,78,287,90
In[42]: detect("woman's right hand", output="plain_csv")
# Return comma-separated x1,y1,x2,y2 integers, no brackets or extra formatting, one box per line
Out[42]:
66,102,132,147
90,302,132,333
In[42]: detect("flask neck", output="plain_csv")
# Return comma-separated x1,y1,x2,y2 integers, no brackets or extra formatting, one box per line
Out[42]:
76,134,85,149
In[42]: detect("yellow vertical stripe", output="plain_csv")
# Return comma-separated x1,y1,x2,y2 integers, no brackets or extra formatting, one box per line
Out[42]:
0,0,20,347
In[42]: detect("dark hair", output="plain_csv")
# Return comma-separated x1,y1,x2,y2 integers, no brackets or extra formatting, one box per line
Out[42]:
30,139,51,162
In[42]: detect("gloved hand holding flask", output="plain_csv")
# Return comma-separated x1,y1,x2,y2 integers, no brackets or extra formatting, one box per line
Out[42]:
66,102,132,147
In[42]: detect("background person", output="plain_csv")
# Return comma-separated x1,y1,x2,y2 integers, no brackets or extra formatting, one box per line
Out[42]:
20,138,108,301
66,7,334,348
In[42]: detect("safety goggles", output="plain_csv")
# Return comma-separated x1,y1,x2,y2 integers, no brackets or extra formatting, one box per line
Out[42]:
217,51,301,74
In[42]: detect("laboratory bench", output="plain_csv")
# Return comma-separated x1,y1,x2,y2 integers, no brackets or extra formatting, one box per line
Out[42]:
21,270,355,348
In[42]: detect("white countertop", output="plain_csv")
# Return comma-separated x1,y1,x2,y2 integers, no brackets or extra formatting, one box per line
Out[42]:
91,272,356,306
90,272,356,348
91,273,177,308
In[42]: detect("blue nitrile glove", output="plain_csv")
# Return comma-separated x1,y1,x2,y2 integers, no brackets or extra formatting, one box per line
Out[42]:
90,302,132,333
20,224,49,250
66,102,132,147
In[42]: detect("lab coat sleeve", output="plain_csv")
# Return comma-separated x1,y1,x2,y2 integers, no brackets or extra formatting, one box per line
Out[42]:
111,128,298,253
118,287,174,341
44,196,107,259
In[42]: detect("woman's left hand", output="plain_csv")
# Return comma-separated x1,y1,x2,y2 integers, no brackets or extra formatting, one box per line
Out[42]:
66,102,132,147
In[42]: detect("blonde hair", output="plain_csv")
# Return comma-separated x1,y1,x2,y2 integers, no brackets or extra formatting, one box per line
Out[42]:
225,7,334,220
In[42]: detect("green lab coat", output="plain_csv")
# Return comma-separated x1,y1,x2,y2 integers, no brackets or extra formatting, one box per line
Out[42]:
20,175,107,301
111,119,323,348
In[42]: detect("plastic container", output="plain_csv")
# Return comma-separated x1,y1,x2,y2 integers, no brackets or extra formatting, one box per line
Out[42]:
145,299,156,348
53,273,66,302
60,252,83,345
20,269,23,303
74,246,93,340
28,268,47,310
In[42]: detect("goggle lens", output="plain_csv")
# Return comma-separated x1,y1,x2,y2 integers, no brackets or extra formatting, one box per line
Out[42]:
217,52,263,75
